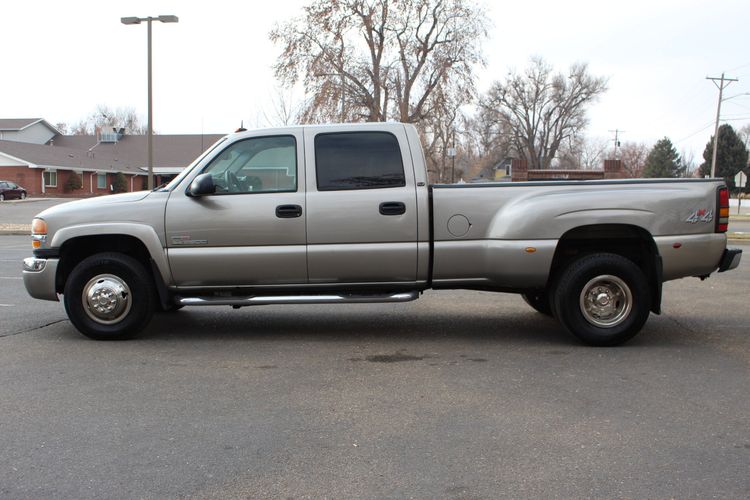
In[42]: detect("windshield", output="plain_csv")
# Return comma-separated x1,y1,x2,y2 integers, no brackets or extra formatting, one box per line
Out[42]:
158,137,228,191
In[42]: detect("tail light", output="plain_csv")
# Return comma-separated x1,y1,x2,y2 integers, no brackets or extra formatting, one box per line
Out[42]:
716,186,729,233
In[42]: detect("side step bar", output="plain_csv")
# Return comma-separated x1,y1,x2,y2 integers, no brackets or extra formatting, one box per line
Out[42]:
176,291,419,307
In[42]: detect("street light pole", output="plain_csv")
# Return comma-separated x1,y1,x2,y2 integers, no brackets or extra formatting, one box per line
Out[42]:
121,15,179,190
147,18,153,190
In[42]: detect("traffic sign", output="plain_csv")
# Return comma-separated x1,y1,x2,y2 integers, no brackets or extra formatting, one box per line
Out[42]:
735,171,747,188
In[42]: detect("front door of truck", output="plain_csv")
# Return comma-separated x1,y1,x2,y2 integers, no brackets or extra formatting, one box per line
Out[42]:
304,126,419,284
165,132,307,287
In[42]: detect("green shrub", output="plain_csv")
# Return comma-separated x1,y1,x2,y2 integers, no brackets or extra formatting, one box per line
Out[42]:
112,172,128,193
64,172,83,192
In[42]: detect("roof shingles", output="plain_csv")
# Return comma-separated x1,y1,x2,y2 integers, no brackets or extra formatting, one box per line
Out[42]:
0,133,224,174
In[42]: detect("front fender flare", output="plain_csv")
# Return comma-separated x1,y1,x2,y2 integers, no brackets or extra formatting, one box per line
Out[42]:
50,223,171,285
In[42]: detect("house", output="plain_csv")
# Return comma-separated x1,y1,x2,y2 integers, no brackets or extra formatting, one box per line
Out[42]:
0,118,59,144
0,118,223,196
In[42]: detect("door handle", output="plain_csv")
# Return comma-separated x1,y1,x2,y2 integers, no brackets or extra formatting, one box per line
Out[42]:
276,204,303,218
379,201,406,216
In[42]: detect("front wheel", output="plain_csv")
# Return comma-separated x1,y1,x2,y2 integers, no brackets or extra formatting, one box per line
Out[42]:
63,252,155,340
0,194,4,201
552,253,651,346
20,192,26,199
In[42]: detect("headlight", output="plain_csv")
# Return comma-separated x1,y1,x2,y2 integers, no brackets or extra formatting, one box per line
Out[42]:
31,218,47,249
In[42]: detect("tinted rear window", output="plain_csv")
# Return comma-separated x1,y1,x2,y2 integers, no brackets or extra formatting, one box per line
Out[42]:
315,132,405,191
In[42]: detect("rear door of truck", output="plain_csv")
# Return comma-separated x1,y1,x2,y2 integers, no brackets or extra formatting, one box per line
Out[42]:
303,125,419,284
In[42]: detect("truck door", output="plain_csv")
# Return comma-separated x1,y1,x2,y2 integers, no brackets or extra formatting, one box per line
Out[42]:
304,126,419,284
165,132,307,287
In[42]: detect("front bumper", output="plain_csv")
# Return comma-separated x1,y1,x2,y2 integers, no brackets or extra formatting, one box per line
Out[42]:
22,257,59,301
718,248,742,273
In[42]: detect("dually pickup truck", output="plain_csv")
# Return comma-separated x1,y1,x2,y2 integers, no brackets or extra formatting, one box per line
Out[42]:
23,123,742,345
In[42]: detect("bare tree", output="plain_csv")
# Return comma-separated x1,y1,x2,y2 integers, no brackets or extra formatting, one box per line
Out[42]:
270,0,488,124
679,148,697,178
260,88,305,127
738,123,750,149
479,57,608,170
619,141,650,178
54,122,69,135
556,135,609,170
418,88,465,182
67,105,147,135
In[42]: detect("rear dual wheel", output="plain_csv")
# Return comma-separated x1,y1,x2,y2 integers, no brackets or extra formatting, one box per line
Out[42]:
553,253,650,346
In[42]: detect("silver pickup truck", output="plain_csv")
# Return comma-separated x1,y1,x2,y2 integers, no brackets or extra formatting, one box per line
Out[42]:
23,123,741,345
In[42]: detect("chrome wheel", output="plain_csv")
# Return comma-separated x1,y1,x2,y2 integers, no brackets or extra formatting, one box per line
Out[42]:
578,274,632,328
81,274,132,325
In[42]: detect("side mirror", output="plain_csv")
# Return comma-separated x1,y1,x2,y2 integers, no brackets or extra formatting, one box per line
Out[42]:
188,173,216,197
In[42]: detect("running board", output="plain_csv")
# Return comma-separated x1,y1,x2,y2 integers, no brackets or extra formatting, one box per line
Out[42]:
176,291,419,307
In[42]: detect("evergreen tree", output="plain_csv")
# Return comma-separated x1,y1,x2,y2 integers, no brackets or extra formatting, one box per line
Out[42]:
643,137,682,178
699,124,749,188
112,172,128,193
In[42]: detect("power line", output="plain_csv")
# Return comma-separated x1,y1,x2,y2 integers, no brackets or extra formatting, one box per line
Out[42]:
706,73,739,177
675,120,715,144
726,61,750,73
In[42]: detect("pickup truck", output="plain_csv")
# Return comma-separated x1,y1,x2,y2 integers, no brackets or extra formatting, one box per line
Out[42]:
22,123,742,346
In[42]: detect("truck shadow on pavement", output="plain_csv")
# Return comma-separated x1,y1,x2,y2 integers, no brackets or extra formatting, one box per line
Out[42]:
138,305,677,348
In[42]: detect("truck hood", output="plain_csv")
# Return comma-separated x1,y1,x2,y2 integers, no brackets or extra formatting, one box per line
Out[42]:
35,191,152,220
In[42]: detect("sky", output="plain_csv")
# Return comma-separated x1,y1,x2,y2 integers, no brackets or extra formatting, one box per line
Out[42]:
2,0,749,163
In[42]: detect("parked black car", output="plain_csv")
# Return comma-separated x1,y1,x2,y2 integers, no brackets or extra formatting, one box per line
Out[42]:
0,180,27,201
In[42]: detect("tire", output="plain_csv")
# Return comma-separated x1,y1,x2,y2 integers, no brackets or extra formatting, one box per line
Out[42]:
0,194,4,201
63,252,155,340
20,192,26,199
552,253,650,346
521,291,553,316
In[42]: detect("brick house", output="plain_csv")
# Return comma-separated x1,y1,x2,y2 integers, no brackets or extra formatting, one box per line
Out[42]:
0,118,222,197
507,159,625,182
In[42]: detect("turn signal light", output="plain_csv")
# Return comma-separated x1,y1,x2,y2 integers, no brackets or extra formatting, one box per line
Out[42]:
716,187,729,233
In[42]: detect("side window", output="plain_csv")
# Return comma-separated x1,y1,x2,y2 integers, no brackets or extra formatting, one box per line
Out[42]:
43,171,57,187
202,135,297,194
315,132,405,191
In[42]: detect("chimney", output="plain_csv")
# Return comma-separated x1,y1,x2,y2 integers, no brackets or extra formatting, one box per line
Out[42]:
511,158,528,182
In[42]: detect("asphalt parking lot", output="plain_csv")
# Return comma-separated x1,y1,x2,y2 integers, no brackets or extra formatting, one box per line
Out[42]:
0,234,748,498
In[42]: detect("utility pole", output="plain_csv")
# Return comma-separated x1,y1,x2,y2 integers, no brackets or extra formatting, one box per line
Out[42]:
609,129,624,160
451,129,456,183
707,73,738,178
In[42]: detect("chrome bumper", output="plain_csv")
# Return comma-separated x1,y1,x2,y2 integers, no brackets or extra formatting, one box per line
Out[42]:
22,257,59,301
